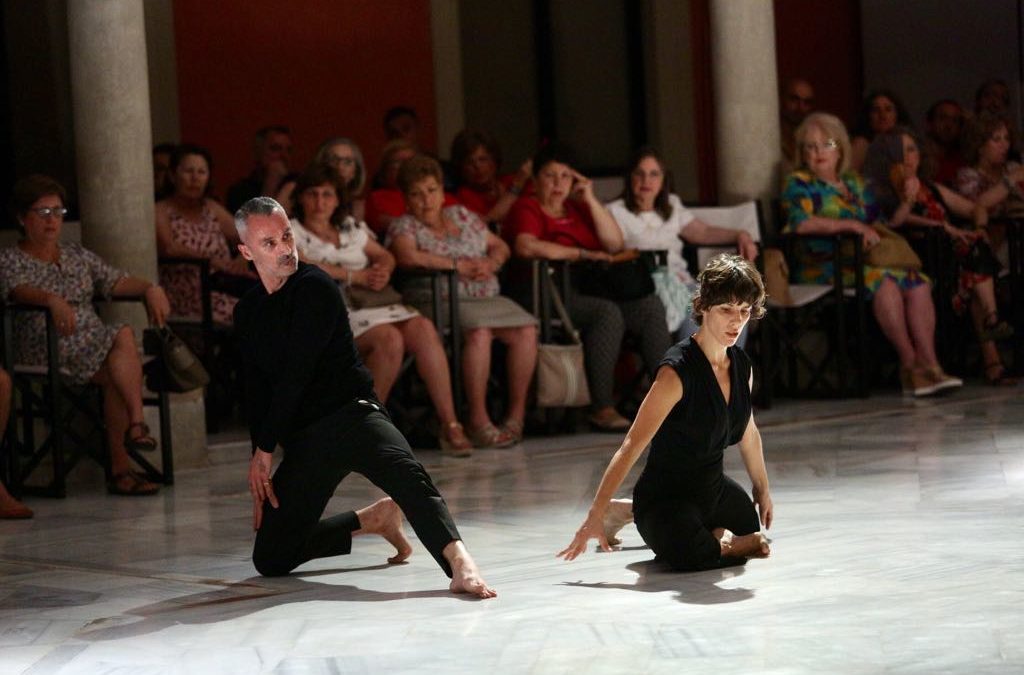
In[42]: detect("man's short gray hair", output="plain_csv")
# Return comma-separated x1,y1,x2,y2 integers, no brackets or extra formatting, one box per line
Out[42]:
234,196,286,240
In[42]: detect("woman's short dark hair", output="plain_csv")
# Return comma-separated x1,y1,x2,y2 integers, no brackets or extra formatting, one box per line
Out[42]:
690,254,767,325
532,142,577,176
963,110,1015,166
852,89,913,139
621,146,674,221
450,128,502,182
169,143,215,198
292,163,348,228
10,174,67,219
397,155,444,195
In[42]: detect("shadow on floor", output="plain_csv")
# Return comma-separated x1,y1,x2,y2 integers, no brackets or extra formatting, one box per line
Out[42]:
560,558,755,605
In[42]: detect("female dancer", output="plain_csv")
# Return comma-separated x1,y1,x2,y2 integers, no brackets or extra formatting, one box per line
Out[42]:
559,254,773,570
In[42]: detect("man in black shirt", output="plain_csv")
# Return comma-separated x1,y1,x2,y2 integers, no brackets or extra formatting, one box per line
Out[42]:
233,197,495,598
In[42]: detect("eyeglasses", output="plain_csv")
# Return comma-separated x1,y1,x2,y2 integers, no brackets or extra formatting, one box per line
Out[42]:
30,207,68,219
329,155,356,166
802,139,839,153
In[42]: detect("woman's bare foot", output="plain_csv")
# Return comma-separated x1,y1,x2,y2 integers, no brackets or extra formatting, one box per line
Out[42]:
727,532,771,559
354,498,413,564
443,540,497,599
603,498,633,546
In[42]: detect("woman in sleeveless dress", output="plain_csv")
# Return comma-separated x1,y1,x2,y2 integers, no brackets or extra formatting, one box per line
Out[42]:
155,144,257,325
559,254,773,570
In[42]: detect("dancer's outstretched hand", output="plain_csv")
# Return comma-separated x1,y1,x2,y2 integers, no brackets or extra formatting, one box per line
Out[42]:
249,449,279,531
557,513,611,561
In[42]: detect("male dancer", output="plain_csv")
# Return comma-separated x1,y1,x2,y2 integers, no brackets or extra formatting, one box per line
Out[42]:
233,197,494,598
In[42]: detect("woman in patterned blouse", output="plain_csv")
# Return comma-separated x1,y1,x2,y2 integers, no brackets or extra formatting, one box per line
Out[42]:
781,113,961,397
388,156,538,449
2,175,171,495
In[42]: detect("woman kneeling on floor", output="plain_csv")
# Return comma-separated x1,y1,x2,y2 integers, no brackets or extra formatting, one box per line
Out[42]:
559,254,772,570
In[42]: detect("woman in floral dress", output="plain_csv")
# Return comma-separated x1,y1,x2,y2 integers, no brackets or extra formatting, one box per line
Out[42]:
1,175,171,495
156,144,257,325
388,156,537,448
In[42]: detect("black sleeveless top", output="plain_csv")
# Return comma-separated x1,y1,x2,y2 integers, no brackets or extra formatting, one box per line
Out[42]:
632,338,752,510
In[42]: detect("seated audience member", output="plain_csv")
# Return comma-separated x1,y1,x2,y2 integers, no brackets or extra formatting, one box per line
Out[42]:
388,156,538,447
780,78,815,168
865,128,1015,385
0,366,33,518
384,105,422,148
606,146,757,340
956,111,1024,273
1,175,172,495
450,128,532,225
781,113,961,397
849,89,913,171
226,125,294,213
506,143,671,431
367,140,457,237
156,144,257,325
924,99,966,187
277,137,367,221
290,164,473,456
975,78,1011,116
152,142,176,201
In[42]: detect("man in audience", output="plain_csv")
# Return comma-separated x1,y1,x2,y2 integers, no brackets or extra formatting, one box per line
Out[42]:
383,106,421,148
152,142,176,201
227,126,294,213
780,78,815,168
975,79,1011,116
925,99,966,186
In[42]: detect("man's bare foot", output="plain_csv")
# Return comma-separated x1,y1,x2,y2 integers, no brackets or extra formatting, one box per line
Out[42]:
443,540,497,599
727,532,770,559
354,498,413,564
603,498,633,546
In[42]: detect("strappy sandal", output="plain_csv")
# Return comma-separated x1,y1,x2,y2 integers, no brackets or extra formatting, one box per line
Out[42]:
467,423,516,449
107,471,159,496
439,421,473,458
985,363,1020,387
501,418,524,444
979,314,1014,342
124,422,158,453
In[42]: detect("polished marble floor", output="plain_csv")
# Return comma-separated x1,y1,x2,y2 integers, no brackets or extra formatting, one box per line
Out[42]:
2,385,1023,674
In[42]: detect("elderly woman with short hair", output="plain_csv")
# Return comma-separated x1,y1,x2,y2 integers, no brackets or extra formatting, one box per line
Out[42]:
387,156,538,448
781,112,960,397
2,175,171,495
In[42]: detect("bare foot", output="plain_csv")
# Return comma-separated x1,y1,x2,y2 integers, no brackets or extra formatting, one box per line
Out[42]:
354,498,413,564
603,498,633,546
444,541,497,599
727,532,770,559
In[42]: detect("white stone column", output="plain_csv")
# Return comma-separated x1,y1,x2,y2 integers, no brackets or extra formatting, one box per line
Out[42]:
708,0,781,205
430,0,465,156
67,1,207,468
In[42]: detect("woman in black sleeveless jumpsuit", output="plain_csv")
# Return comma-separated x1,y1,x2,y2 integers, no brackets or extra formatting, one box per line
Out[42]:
559,254,773,570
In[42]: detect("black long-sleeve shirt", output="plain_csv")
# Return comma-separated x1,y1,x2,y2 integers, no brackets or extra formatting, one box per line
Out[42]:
234,262,375,453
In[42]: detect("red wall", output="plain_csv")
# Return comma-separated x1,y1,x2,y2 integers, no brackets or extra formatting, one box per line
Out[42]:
172,0,437,199
774,0,863,127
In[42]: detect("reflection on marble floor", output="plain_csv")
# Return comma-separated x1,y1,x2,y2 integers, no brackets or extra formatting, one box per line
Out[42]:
2,386,1023,673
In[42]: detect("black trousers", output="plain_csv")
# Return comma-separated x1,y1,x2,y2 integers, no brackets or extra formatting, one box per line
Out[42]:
634,474,760,571
252,400,460,577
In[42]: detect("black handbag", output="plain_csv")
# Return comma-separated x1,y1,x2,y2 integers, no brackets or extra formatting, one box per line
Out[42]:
575,250,657,302
143,326,211,392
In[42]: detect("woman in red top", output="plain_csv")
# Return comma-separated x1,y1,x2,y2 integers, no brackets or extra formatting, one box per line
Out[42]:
450,129,532,226
507,143,671,431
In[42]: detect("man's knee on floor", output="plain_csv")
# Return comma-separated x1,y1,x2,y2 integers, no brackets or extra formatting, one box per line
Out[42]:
252,547,298,577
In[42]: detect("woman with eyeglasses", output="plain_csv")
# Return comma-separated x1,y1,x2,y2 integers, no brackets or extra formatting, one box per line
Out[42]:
607,146,758,341
1,175,171,495
290,164,473,456
156,143,257,326
781,112,961,397
276,137,367,222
